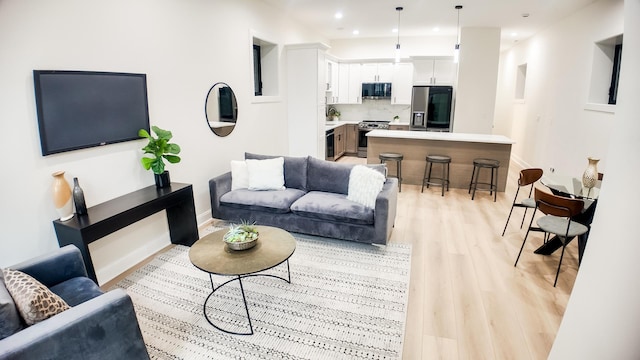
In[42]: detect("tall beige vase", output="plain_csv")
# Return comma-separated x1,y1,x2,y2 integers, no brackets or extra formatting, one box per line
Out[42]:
52,171,74,221
581,157,600,189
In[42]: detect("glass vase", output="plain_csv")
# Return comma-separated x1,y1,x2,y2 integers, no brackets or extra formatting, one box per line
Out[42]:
73,177,88,215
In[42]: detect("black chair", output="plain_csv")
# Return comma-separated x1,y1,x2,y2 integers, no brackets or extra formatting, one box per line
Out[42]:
514,188,589,287
501,168,543,236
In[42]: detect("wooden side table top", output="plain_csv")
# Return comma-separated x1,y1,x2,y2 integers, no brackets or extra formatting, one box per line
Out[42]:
189,225,296,276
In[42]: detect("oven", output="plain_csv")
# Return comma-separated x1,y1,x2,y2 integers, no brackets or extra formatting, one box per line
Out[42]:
357,121,390,158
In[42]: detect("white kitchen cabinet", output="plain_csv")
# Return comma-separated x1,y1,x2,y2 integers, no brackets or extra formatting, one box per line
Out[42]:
337,63,350,104
413,58,456,85
347,63,362,104
391,63,413,105
330,63,362,104
361,62,393,82
326,60,339,104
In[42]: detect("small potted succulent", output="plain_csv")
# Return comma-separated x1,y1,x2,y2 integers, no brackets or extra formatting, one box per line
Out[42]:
139,126,181,188
223,221,260,250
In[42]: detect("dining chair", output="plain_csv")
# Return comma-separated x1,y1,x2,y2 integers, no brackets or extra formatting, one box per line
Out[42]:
514,188,589,287
501,168,543,236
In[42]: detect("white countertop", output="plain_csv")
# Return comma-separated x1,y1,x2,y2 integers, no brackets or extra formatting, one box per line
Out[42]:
366,129,515,144
325,120,358,130
325,120,410,131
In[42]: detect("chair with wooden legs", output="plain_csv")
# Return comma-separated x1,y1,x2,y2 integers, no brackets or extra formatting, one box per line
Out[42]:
514,188,589,287
501,168,543,236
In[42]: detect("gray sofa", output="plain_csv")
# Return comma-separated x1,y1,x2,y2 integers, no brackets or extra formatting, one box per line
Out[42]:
209,153,398,245
0,245,149,360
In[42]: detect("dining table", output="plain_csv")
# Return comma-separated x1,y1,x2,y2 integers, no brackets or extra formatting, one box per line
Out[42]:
534,174,602,265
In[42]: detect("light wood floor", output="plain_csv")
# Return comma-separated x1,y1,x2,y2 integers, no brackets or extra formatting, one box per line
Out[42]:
104,156,578,360
337,156,577,360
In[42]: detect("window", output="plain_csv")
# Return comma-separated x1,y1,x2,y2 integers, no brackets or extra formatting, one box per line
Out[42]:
253,45,262,96
608,43,622,105
587,34,623,107
515,63,527,100
251,35,279,100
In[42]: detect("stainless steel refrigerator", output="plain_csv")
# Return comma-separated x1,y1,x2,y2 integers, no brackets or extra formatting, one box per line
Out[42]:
410,86,453,132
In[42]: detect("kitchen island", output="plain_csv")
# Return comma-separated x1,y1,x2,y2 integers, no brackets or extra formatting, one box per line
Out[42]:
366,130,515,191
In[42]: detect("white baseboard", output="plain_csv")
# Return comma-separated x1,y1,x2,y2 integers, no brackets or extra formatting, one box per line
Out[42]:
95,234,169,286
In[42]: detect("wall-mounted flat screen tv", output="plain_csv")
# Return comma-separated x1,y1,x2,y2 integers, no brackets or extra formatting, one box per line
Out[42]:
33,70,151,155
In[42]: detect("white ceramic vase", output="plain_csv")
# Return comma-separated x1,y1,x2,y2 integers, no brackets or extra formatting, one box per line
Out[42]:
52,171,74,221
581,157,600,189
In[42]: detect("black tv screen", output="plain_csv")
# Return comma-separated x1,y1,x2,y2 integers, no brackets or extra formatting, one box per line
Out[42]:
33,70,151,155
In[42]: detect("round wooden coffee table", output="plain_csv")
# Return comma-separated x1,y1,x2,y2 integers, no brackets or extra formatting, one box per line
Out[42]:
189,225,296,335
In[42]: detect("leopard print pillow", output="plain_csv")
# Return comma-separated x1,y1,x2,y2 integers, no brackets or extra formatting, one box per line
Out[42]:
1,269,70,325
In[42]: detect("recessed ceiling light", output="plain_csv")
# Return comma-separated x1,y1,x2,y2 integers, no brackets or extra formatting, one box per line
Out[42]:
353,30,359,35
433,27,440,32
392,28,398,33
522,13,530,18
335,12,343,19
511,32,518,37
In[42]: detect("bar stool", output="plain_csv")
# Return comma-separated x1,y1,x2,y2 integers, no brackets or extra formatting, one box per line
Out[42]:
379,152,403,192
468,158,500,201
422,155,451,196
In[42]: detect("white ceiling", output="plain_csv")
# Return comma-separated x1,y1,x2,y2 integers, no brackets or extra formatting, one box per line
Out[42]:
261,0,598,49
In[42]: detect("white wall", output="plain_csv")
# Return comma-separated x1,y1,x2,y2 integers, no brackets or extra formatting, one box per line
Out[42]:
494,0,624,174
0,0,325,284
453,27,501,134
493,0,640,356
550,0,640,357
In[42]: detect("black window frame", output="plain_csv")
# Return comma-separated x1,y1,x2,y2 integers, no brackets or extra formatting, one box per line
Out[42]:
608,43,622,105
253,45,262,96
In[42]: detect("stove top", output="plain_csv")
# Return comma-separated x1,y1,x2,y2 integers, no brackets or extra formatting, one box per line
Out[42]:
358,120,390,130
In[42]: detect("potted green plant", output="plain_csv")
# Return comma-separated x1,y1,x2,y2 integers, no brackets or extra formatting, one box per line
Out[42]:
223,221,260,250
327,107,340,121
138,126,181,188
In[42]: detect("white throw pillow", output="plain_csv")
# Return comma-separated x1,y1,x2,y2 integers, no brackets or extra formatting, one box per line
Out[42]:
246,157,285,191
230,160,249,190
347,165,386,209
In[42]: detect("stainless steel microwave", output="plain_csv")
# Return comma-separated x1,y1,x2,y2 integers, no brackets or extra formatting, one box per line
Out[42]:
361,83,392,99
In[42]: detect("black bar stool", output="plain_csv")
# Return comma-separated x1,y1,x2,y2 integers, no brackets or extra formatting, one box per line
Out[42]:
422,155,451,196
468,158,500,201
379,152,403,192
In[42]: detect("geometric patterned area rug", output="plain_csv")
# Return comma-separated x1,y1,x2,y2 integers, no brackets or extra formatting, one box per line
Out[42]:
112,228,411,360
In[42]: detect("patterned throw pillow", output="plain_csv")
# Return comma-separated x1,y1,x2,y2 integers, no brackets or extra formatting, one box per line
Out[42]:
1,269,70,325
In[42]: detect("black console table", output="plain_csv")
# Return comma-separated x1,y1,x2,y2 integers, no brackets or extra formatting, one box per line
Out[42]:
53,183,199,283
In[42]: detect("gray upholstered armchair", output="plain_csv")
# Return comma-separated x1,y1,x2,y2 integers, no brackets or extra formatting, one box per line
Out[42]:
0,245,149,360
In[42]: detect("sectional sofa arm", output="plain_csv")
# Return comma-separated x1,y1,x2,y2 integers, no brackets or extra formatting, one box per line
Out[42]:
374,178,399,242
12,245,88,288
210,172,232,218
0,288,149,360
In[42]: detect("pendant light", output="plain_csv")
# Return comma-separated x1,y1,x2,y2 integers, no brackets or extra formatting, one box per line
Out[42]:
453,5,463,63
395,6,403,63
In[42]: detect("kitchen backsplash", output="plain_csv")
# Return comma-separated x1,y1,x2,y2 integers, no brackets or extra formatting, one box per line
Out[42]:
332,99,411,123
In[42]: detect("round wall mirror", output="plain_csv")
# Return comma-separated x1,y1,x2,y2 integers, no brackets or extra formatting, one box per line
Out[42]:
205,82,238,137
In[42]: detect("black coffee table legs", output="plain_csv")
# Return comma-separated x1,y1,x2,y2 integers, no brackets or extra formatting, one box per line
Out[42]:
203,260,291,335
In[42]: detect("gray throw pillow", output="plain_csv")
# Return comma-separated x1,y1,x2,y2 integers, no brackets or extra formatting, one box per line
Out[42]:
0,269,23,339
307,157,386,195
